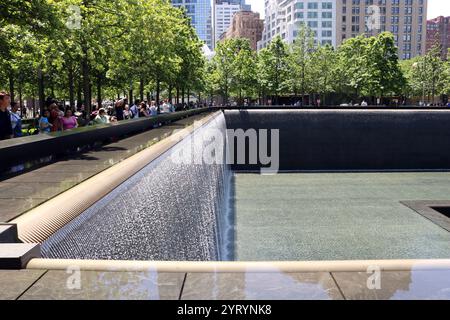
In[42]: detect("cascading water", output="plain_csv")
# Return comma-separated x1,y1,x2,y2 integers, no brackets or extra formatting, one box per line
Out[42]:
41,112,233,261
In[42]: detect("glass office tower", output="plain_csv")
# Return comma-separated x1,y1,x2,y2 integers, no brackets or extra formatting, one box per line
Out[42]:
172,0,213,49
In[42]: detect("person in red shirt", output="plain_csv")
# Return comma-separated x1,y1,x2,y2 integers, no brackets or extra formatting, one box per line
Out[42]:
49,103,61,132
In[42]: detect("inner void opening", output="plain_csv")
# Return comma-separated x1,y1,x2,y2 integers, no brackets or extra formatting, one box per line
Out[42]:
431,207,450,219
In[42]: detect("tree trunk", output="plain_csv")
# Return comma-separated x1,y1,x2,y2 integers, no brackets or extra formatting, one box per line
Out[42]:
38,68,45,115
77,79,82,108
275,69,279,105
68,66,75,109
239,88,242,107
67,66,75,108
168,85,173,103
32,96,36,118
128,87,133,106
156,79,161,107
140,78,144,102
82,50,91,113
187,88,190,104
97,73,102,109
224,85,228,106
9,75,15,103
176,87,180,105
18,81,23,117
432,81,436,104
181,87,185,105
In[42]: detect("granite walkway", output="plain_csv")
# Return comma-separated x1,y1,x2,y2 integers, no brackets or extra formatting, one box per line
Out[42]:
1,268,450,300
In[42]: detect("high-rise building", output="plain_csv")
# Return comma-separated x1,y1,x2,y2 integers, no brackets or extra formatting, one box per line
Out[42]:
172,0,213,49
213,0,251,48
336,0,428,59
259,0,427,60
224,0,251,11
426,16,450,59
220,11,264,50
258,0,337,50
214,1,242,47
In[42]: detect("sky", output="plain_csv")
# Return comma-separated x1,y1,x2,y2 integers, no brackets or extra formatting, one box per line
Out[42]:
246,0,450,20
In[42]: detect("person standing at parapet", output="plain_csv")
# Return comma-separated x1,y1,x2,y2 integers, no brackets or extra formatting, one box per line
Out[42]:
10,101,22,137
0,92,13,140
93,108,111,125
130,99,140,119
149,101,158,116
115,99,125,121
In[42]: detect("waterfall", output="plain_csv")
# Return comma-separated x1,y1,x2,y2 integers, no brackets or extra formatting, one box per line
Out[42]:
41,112,233,261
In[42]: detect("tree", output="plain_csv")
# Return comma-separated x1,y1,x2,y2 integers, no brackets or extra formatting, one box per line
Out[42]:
309,44,336,105
289,24,315,104
171,10,205,105
229,39,257,104
406,45,448,104
336,35,370,98
0,0,62,111
335,32,405,104
1,0,207,114
210,41,234,105
257,36,290,105
363,32,405,100
209,38,256,105
0,0,59,32
204,60,218,105
256,48,271,105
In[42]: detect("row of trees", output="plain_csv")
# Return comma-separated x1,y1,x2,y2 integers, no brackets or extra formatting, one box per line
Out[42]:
401,46,450,104
208,27,450,105
2,2,450,111
0,0,205,114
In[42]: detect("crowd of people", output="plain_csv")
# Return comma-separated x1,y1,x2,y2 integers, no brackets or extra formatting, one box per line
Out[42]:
0,91,205,141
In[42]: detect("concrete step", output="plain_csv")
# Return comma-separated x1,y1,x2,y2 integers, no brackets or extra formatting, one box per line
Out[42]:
0,243,41,269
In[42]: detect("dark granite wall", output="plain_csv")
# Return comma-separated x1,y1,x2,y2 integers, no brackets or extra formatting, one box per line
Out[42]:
224,109,450,171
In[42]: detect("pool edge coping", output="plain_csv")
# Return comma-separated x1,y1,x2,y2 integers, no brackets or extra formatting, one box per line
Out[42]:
25,258,450,273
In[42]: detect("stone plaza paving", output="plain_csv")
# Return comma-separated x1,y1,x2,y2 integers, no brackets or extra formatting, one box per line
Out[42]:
2,269,450,300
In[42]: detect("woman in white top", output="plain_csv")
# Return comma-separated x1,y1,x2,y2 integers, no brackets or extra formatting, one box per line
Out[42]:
93,108,110,125
149,101,158,116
